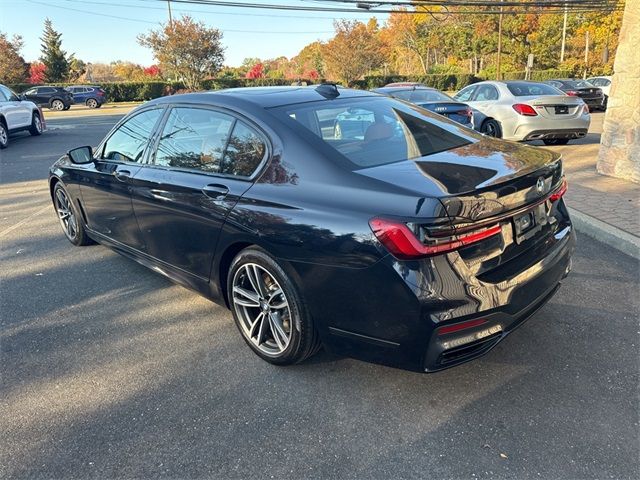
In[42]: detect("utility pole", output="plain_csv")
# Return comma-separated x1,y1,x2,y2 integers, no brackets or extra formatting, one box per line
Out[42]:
496,0,503,80
167,0,173,26
560,4,568,63
584,30,590,78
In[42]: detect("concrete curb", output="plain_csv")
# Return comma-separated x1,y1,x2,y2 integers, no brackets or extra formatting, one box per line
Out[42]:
568,207,640,259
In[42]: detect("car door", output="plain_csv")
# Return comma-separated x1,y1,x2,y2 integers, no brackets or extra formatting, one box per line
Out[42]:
469,83,500,116
0,85,31,128
130,105,268,280
77,106,166,250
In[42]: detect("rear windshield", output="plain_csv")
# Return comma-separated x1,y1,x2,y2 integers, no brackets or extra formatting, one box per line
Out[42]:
384,89,452,103
506,82,562,96
271,97,474,169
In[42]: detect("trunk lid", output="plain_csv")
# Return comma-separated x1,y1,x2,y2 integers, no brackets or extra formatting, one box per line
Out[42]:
419,101,472,125
358,137,567,279
521,95,584,120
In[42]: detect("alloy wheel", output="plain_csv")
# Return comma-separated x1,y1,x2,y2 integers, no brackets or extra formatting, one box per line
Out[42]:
483,122,497,137
34,115,42,133
87,99,97,108
232,263,292,356
52,100,64,111
0,124,7,147
54,187,77,240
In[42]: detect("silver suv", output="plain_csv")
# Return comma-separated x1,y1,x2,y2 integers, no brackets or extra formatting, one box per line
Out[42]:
0,84,44,149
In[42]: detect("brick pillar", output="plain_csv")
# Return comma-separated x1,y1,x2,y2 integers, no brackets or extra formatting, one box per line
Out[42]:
596,0,640,184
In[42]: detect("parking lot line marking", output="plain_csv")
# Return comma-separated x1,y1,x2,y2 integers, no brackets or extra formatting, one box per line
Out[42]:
0,205,52,238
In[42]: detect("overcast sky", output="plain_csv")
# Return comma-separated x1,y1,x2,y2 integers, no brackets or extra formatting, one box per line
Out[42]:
0,0,388,67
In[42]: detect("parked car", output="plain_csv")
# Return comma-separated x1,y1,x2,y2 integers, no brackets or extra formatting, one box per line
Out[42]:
454,80,590,145
65,85,106,108
0,84,44,149
49,85,574,372
544,79,605,110
21,86,74,111
586,76,612,109
373,85,475,128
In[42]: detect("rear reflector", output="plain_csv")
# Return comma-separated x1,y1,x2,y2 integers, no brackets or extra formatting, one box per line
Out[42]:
438,318,488,335
549,179,568,202
566,91,579,96
512,103,537,116
369,218,502,259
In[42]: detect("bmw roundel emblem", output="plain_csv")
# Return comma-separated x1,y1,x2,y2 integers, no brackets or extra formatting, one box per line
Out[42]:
536,177,546,194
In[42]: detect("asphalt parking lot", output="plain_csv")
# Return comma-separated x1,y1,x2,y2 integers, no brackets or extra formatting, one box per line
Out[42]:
1,114,638,479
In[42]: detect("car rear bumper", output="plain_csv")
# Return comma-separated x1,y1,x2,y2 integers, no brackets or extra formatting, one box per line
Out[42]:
291,208,576,372
523,128,588,141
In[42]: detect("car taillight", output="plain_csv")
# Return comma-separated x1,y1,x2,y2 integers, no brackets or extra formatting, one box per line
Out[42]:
457,108,472,118
549,179,568,202
512,103,538,116
566,90,579,96
97,90,105,96
369,218,502,259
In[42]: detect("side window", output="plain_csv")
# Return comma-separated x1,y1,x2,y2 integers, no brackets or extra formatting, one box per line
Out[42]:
0,89,7,102
2,86,20,102
474,85,499,101
102,108,164,163
602,79,611,86
454,86,475,102
24,88,37,96
154,107,234,173
39,87,55,94
222,121,266,177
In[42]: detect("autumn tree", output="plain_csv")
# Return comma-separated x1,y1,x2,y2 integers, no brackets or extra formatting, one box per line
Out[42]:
29,62,46,84
40,19,69,82
245,63,265,79
0,32,28,83
322,19,383,85
138,16,225,89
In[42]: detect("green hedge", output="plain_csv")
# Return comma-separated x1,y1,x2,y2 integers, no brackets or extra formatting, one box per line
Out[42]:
4,70,584,102
6,78,316,102
500,69,573,81
353,74,481,91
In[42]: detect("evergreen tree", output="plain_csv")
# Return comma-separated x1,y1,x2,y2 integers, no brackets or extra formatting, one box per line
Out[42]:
40,18,69,82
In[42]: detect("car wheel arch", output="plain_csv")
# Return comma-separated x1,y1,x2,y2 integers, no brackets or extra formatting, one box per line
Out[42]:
217,241,304,309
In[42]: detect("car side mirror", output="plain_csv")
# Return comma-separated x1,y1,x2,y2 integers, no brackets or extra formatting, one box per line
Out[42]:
68,146,94,164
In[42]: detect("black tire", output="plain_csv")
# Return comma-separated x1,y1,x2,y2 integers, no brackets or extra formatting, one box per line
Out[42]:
481,118,502,138
63,105,71,111
0,120,8,149
543,138,570,146
228,247,321,365
50,99,65,111
29,112,43,136
86,98,98,109
52,182,94,246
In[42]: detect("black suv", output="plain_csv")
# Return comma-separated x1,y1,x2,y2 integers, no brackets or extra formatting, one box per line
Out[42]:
21,86,74,111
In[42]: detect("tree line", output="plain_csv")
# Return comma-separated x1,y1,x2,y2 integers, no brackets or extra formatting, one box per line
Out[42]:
0,6,622,89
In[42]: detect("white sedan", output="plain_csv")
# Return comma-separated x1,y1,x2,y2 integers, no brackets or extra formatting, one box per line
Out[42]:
0,84,44,149
454,80,590,145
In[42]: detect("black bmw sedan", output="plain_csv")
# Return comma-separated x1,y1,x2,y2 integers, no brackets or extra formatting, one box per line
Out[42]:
49,85,575,372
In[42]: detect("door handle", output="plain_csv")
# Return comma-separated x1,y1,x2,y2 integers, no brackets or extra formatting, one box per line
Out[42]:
202,183,229,199
114,169,132,182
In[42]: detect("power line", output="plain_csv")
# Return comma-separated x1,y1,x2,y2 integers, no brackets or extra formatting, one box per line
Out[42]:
26,0,336,33
147,0,624,14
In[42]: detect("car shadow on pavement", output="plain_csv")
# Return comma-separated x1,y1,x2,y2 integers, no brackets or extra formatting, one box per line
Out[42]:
2,234,638,479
